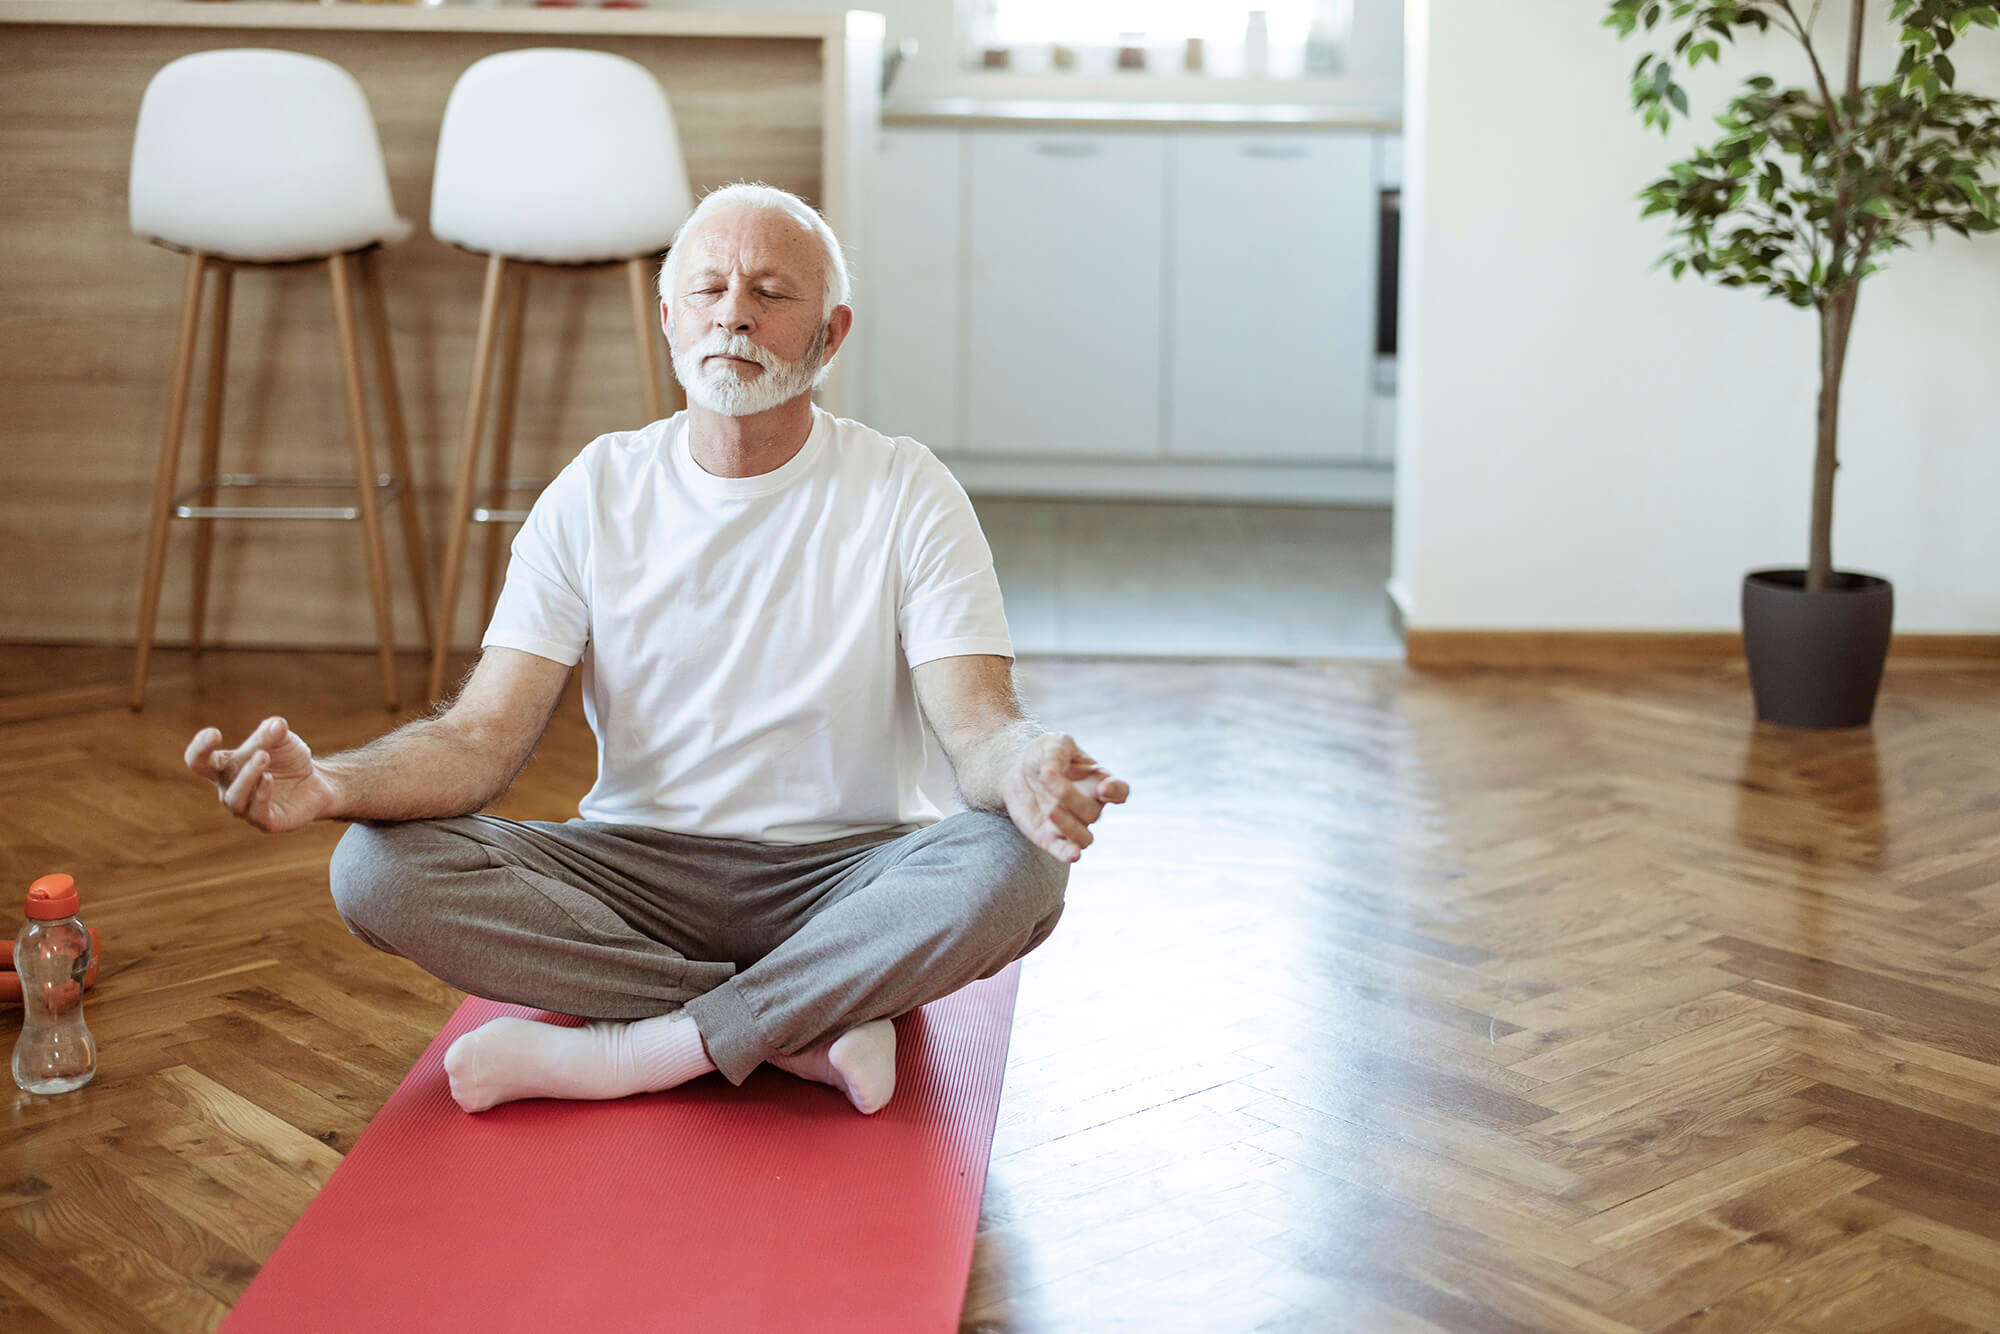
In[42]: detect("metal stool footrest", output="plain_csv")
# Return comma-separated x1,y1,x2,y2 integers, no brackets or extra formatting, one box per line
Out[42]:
171,472,406,521
471,476,552,524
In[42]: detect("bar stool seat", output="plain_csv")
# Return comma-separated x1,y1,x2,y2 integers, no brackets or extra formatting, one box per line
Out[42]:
426,48,696,702
131,49,414,263
430,49,692,266
128,49,431,711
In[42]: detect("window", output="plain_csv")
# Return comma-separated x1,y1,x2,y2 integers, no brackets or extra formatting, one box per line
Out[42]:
961,1,1354,78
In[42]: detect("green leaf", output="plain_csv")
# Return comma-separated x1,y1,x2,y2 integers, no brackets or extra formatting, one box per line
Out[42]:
1670,83,1690,115
1861,197,1897,218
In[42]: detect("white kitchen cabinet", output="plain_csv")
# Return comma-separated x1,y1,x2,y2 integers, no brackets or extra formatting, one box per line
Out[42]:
865,120,1399,501
862,127,963,448
964,131,1167,458
1167,133,1377,462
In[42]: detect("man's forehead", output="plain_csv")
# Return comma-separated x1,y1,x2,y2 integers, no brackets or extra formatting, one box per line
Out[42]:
681,210,819,278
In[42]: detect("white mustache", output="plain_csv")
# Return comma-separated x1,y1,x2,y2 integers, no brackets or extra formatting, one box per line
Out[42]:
693,333,772,371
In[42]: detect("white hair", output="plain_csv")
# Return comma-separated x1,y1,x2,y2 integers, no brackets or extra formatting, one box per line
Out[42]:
656,182,851,322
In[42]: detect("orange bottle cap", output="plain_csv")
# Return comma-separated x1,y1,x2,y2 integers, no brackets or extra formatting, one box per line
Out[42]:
26,873,80,921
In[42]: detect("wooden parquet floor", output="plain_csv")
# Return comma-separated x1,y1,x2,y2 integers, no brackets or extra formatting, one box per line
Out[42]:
2,646,1999,1332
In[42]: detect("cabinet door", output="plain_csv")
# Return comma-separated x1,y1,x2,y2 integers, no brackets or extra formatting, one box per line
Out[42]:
1168,132,1377,462
866,128,964,449
966,131,1166,458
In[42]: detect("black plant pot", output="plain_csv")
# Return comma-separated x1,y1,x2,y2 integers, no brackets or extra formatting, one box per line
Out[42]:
1741,568,1894,729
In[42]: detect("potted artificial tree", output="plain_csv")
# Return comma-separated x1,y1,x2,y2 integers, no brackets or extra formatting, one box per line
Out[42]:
1607,0,2000,727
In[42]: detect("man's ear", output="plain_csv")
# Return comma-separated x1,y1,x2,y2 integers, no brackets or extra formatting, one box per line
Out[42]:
658,299,671,342
822,305,855,362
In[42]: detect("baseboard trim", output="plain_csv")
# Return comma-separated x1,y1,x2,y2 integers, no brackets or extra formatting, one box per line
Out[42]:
1384,578,1411,641
1403,630,2000,669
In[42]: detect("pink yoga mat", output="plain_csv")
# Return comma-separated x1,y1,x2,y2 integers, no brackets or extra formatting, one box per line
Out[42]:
219,962,1021,1334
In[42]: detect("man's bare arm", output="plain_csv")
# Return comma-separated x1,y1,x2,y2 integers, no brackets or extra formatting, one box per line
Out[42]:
186,647,573,832
910,654,1130,862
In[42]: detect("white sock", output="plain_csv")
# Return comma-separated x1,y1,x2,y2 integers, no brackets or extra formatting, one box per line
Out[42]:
442,1010,716,1114
767,1017,898,1115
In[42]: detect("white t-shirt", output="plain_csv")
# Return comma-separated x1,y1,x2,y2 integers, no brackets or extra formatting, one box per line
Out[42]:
479,405,1014,845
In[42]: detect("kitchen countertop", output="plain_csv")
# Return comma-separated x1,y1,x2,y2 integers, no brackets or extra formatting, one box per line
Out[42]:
0,0,883,40
881,97,1400,132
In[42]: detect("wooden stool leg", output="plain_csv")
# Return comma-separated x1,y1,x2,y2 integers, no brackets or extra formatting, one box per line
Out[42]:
328,252,401,713
626,256,667,422
131,252,208,711
429,253,508,704
481,265,529,620
188,261,233,660
358,247,434,650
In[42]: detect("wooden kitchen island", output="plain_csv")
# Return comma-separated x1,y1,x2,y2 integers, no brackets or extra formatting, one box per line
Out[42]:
0,1,881,656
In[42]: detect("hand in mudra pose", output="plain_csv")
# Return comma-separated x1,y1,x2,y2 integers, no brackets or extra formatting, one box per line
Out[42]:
185,716,339,834
1001,732,1130,864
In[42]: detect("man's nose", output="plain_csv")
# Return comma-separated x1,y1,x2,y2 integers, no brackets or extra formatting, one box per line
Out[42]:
712,286,755,334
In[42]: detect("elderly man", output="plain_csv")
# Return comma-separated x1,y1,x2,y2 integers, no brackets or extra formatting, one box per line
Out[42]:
183,183,1128,1117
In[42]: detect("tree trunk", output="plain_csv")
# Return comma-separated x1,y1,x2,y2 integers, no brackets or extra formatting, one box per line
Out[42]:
1809,286,1859,593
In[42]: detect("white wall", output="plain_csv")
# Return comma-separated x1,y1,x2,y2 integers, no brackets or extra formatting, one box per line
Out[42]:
1394,0,2000,633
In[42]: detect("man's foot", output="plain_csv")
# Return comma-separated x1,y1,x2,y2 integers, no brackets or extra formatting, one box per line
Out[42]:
768,1017,898,1114
442,1011,714,1114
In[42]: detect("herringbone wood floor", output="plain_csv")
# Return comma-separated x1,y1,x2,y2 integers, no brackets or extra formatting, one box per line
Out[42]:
3,646,1999,1332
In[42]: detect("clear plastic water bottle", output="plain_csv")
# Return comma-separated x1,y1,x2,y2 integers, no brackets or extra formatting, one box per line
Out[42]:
13,873,97,1095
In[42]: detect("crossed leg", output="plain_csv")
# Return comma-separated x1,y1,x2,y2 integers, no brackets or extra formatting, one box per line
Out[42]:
327,809,1068,1114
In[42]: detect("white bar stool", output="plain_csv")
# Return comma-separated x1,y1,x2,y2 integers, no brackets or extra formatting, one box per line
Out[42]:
128,49,429,712
426,48,696,702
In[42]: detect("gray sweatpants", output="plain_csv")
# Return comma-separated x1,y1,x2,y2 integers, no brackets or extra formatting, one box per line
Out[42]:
326,807,1069,1086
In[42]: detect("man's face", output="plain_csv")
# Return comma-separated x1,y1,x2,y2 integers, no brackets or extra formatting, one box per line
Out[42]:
663,206,833,417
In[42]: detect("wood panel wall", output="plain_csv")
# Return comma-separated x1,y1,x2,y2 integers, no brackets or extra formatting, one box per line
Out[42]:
1,22,824,652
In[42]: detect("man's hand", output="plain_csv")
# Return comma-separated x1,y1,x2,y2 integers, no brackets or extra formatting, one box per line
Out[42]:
1000,732,1130,864
185,716,339,834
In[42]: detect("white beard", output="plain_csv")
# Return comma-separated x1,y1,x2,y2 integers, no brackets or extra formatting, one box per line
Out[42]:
669,324,830,417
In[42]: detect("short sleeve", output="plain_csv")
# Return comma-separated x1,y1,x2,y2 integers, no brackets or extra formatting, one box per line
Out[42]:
480,453,592,668
896,445,1013,669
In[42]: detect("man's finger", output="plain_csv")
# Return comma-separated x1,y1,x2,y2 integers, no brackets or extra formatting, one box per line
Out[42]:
1045,804,1092,851
1072,771,1129,807
251,772,275,829
1055,779,1104,827
218,717,286,780
213,739,257,788
1040,825,1079,863
185,727,222,773
224,749,267,814
1028,766,1102,829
